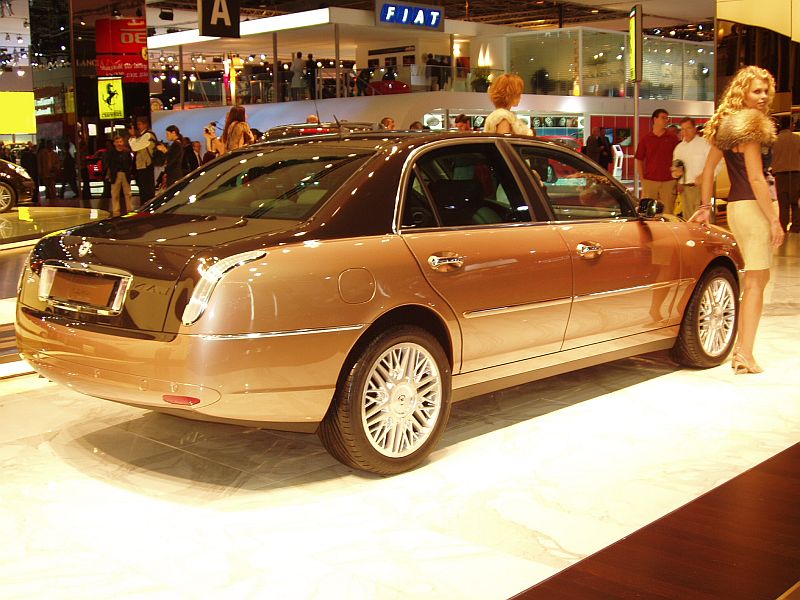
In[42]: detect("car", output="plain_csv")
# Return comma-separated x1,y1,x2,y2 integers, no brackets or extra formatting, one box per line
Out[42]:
0,158,35,212
16,131,743,475
367,79,411,95
85,148,108,182
539,134,582,152
266,121,380,139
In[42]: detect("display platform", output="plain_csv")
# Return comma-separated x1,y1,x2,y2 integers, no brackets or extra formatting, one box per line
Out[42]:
0,237,797,599
0,206,111,245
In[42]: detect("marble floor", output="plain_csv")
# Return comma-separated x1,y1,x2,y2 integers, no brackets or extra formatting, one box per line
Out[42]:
1,239,798,599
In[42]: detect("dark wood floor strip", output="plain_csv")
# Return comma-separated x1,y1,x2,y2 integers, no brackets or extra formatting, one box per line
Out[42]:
512,443,800,600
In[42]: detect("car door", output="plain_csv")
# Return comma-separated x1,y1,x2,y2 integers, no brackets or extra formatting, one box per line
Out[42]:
512,142,683,350
399,140,573,373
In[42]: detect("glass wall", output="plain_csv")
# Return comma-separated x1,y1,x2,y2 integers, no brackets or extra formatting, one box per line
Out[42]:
508,29,580,96
582,30,627,97
509,28,714,101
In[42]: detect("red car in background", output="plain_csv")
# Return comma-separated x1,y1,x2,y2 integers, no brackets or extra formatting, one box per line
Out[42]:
85,148,107,181
367,80,410,95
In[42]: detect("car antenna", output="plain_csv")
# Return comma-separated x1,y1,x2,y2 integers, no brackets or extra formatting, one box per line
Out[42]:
332,114,344,139
312,94,321,127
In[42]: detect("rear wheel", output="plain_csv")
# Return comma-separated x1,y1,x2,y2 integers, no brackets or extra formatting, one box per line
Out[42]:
0,182,15,213
672,266,738,368
319,326,451,475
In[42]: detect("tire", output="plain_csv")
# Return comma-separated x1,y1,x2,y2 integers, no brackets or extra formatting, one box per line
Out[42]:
319,325,452,475
671,266,739,368
0,182,15,213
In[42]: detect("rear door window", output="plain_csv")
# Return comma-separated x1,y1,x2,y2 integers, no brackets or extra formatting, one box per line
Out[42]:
401,143,534,228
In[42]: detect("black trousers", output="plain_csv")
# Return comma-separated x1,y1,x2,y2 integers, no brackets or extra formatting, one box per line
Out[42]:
136,167,156,204
774,171,800,231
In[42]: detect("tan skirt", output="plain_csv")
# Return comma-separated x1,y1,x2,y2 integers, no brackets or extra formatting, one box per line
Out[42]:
726,200,774,271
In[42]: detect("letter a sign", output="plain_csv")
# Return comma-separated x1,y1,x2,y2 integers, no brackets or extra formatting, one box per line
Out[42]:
199,0,240,38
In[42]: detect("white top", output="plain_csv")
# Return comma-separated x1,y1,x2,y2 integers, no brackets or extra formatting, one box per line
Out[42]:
483,109,532,136
673,134,711,185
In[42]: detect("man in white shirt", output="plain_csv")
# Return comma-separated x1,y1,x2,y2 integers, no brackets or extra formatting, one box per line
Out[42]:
672,117,711,218
127,116,157,204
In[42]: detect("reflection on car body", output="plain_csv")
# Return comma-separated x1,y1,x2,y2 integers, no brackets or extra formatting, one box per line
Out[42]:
16,131,743,475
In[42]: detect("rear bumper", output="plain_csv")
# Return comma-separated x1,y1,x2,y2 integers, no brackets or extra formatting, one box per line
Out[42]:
16,306,360,428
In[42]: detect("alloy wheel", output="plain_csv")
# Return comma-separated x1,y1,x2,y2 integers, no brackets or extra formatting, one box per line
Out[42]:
361,342,443,458
697,277,736,357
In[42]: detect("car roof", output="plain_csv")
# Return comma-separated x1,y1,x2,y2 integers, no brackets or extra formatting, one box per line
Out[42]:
254,130,574,153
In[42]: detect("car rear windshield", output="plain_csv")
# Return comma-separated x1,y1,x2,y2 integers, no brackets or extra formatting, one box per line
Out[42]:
145,145,374,220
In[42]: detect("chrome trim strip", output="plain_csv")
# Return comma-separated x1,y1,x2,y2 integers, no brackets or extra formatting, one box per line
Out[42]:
38,260,133,317
194,324,365,341
463,297,572,319
572,278,692,302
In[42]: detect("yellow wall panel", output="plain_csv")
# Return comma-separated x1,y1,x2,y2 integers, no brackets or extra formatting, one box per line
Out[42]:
794,0,800,42
0,92,36,134
717,0,792,38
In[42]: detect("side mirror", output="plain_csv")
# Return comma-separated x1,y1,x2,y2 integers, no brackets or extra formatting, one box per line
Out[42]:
637,198,663,218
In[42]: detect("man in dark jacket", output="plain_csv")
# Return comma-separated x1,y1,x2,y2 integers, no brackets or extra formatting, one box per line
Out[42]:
19,142,38,204
155,125,185,188
182,137,200,174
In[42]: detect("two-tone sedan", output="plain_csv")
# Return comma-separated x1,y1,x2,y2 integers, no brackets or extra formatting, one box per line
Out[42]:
16,131,741,474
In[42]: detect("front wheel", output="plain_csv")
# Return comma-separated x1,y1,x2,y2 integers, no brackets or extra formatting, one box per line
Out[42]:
319,326,451,475
671,266,739,368
0,182,15,213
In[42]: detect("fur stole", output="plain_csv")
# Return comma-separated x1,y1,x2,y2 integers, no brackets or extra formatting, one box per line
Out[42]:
484,109,533,136
715,108,776,150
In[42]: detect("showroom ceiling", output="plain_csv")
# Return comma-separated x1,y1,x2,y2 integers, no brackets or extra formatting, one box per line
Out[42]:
143,0,716,30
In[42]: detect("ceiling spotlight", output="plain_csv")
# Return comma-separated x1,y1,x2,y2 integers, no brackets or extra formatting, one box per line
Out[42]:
111,8,121,17
23,20,29,28
17,69,24,76
159,8,174,21
17,36,23,44
79,19,86,26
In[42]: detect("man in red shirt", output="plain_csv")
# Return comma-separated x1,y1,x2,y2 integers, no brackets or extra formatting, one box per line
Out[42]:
635,108,680,213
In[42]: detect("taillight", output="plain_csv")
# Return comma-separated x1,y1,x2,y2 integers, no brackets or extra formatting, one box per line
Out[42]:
181,250,266,326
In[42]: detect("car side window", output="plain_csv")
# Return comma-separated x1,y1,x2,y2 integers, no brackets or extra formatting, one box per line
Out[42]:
402,143,533,228
513,145,635,221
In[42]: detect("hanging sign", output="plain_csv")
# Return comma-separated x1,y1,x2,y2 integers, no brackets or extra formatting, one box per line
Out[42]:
375,1,444,31
95,18,149,83
199,0,241,38
98,77,125,120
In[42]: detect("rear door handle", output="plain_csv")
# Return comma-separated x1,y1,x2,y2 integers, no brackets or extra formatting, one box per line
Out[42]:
576,242,603,259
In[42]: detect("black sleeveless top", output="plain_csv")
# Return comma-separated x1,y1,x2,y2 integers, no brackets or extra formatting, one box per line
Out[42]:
723,148,772,203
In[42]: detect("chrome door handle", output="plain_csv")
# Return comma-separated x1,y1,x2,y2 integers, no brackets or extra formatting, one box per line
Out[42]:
576,242,603,258
428,254,465,270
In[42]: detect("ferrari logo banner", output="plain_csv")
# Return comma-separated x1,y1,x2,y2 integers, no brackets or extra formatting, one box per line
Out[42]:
98,77,124,120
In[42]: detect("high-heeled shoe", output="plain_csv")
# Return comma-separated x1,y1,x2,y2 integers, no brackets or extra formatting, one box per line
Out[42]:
731,352,763,374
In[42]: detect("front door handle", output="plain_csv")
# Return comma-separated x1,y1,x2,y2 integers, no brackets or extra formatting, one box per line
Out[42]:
576,242,603,259
428,254,465,271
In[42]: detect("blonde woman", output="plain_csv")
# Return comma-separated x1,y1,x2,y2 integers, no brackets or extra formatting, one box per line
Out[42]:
692,66,785,373
483,74,534,135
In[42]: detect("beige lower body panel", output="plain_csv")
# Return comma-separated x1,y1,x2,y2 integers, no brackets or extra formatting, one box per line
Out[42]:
451,326,679,401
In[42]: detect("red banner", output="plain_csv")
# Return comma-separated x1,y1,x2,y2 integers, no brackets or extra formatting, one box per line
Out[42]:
95,18,149,83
